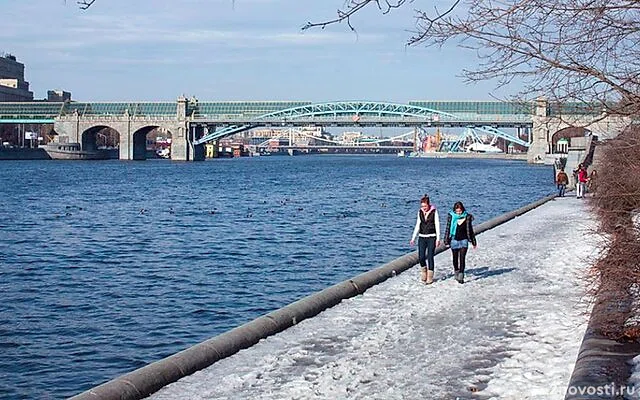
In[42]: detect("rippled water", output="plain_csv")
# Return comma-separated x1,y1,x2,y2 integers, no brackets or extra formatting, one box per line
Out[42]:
0,155,553,399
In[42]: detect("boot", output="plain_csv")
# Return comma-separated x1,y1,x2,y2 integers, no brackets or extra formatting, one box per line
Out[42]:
426,270,434,284
456,272,464,284
420,267,428,283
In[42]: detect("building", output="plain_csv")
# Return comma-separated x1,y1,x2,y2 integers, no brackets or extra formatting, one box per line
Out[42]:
47,90,71,102
0,53,33,102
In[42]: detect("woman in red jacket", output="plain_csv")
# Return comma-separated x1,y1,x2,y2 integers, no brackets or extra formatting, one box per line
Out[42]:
577,164,589,198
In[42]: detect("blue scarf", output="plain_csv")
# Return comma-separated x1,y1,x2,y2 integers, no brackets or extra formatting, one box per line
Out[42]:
448,210,468,238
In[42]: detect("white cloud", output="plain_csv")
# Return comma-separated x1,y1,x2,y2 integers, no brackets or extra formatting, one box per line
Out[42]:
3,11,382,51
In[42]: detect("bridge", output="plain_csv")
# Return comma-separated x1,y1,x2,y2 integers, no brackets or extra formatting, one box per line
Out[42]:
0,98,627,162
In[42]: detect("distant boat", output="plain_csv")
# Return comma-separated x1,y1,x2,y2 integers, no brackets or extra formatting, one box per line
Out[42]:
407,151,439,158
465,143,503,153
397,150,406,157
156,148,170,159
287,149,304,156
42,143,112,160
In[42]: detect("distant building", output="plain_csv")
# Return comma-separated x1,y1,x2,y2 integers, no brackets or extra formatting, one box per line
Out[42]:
47,89,71,102
0,53,33,102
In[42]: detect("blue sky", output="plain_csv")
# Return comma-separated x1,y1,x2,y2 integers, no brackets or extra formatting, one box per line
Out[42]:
1,0,519,102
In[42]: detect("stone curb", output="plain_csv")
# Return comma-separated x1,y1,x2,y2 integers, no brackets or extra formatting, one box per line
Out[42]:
565,292,640,399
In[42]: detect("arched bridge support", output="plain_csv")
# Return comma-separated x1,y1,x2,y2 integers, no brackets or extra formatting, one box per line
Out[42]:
54,114,204,161
529,98,629,164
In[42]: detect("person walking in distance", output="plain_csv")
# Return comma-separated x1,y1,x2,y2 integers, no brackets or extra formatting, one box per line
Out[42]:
556,168,569,197
409,195,441,284
444,201,477,284
588,169,598,194
576,164,589,198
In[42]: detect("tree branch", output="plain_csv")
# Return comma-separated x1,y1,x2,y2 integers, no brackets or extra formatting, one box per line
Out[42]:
77,0,97,10
301,0,412,32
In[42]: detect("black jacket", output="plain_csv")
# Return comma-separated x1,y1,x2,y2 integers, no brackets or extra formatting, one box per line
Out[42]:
444,213,477,247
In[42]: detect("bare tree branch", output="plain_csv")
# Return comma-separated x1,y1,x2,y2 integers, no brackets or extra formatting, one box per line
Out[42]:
301,0,412,32
77,0,96,10
309,0,640,117
76,0,240,11
419,0,640,115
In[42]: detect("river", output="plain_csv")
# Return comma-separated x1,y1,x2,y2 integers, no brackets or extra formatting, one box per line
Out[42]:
0,155,553,399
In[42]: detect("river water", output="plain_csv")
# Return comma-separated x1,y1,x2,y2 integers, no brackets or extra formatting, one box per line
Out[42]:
0,155,553,399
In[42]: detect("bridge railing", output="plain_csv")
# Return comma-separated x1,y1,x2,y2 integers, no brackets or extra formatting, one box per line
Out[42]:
55,115,179,122
192,115,532,124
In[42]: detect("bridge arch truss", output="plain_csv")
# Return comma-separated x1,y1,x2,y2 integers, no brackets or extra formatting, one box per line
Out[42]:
193,101,458,145
255,101,457,121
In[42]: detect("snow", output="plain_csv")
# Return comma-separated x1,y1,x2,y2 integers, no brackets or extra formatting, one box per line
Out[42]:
150,197,599,400
627,355,640,399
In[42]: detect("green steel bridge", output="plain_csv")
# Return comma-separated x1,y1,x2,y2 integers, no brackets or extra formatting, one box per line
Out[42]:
0,99,600,124
0,99,608,161
0,99,541,125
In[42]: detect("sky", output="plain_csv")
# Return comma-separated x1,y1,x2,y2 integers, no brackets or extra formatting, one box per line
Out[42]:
1,0,519,102
148,197,602,400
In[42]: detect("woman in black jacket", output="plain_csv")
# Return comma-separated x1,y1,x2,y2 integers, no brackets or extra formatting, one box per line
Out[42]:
444,201,477,284
409,194,441,284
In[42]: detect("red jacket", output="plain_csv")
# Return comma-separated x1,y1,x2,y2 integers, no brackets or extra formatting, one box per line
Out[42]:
578,169,588,183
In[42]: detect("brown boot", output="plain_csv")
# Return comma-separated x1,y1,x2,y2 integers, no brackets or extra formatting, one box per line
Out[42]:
426,270,434,284
420,267,428,282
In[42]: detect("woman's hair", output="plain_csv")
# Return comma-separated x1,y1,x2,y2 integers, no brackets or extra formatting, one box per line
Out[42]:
453,201,465,212
420,194,430,205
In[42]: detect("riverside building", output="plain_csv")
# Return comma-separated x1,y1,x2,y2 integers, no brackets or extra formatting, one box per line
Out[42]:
0,53,34,102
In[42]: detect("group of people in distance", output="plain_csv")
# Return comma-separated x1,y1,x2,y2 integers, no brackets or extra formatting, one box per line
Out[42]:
409,195,477,285
555,163,597,198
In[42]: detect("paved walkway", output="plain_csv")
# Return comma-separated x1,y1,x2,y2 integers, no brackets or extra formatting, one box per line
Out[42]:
151,197,599,400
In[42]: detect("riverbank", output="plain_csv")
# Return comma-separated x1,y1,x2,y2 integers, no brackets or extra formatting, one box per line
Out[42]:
0,147,119,160
564,126,640,399
0,147,51,160
408,151,527,160
146,196,597,399
0,147,529,161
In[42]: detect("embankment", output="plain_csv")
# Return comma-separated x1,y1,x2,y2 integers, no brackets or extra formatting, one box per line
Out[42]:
69,194,557,400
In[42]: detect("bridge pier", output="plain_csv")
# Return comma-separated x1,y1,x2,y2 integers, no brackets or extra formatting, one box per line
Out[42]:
528,98,550,163
528,98,629,164
52,97,208,161
168,97,205,161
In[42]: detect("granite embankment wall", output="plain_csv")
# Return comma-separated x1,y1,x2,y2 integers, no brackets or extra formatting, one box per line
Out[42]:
564,142,640,400
0,148,51,160
0,148,141,160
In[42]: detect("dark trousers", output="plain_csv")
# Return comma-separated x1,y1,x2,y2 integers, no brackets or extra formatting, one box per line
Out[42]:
418,236,436,271
557,184,566,197
452,247,468,273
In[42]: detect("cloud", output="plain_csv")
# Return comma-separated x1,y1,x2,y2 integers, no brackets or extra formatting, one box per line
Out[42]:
34,51,266,66
4,10,382,51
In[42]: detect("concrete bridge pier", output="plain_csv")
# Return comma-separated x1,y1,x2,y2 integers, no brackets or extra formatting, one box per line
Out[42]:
528,98,550,163
168,97,204,161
